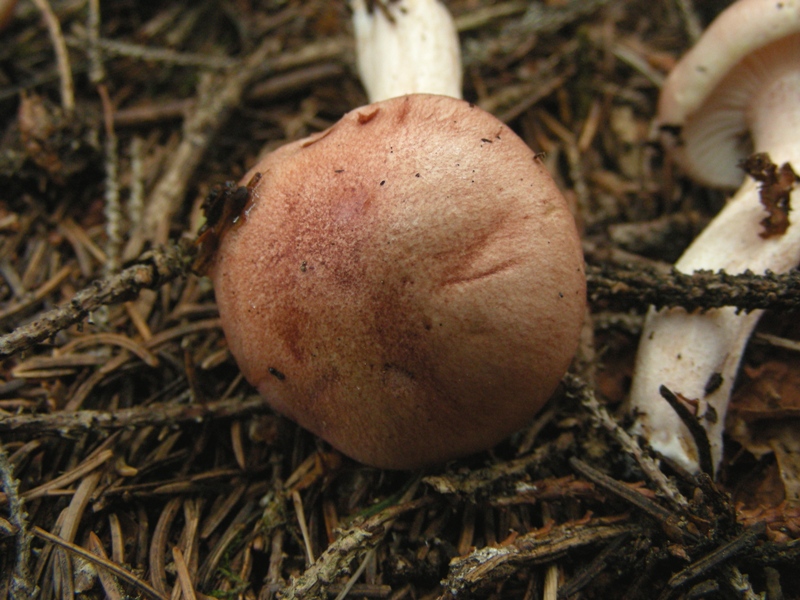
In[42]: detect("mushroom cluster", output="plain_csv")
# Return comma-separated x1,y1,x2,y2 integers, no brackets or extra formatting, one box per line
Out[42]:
629,0,800,474
207,0,586,469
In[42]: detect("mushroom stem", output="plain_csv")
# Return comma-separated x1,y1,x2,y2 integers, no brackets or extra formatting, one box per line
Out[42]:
630,66,800,474
352,0,462,102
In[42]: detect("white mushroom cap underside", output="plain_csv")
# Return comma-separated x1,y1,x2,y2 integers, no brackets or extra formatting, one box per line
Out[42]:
657,0,800,127
670,33,800,187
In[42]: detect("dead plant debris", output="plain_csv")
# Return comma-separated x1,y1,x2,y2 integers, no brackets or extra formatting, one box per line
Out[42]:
739,152,799,240
0,1,798,599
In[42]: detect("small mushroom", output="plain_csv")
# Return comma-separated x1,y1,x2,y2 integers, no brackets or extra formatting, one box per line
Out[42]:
208,0,585,469
628,0,800,474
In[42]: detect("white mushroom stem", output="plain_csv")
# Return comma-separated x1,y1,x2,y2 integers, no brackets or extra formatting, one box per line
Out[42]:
352,0,462,102
629,67,800,474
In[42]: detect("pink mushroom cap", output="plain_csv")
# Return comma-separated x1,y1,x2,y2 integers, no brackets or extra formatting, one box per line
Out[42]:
212,94,586,469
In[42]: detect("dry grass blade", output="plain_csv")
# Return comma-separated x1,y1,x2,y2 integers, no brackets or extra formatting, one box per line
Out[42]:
88,532,124,600
292,489,315,565
28,0,74,113
0,450,113,505
150,497,182,596
32,526,167,600
60,332,160,367
172,546,198,600
0,264,72,325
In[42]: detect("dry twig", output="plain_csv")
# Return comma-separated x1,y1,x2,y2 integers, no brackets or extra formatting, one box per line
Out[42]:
0,243,191,358
0,444,36,599
566,374,689,508
278,496,431,600
0,394,269,436
442,519,638,598
587,264,800,313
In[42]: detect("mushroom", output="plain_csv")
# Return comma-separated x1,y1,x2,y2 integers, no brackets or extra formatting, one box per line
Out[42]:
628,0,800,474
207,0,585,469
352,0,462,102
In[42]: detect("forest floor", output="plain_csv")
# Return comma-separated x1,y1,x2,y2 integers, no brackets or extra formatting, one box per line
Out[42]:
0,0,799,598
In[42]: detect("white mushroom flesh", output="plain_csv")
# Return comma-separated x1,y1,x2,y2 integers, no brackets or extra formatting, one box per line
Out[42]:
630,32,800,474
352,0,462,102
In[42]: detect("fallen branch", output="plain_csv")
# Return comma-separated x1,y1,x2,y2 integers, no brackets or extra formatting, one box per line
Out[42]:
0,394,268,437
0,244,191,358
278,496,431,600
0,444,36,598
587,264,800,313
441,518,638,598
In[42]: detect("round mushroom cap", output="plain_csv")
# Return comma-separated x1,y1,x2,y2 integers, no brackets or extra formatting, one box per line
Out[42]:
212,94,586,469
656,0,800,188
